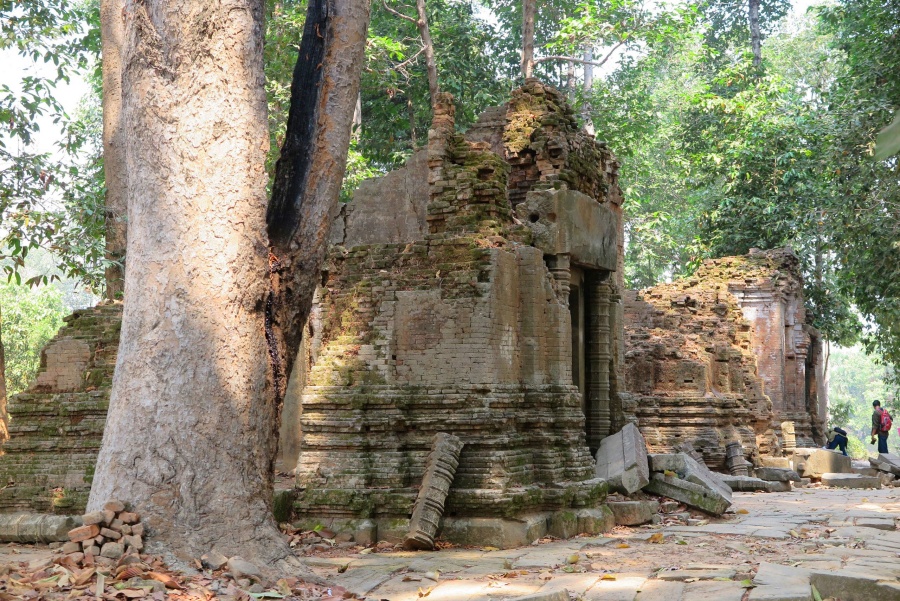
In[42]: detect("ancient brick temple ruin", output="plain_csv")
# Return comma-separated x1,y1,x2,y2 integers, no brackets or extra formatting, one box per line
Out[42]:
0,303,121,513
623,249,827,470
281,80,626,545
0,83,826,548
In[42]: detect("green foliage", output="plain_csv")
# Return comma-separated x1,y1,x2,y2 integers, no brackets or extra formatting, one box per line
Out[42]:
0,281,67,395
0,0,106,291
827,345,894,442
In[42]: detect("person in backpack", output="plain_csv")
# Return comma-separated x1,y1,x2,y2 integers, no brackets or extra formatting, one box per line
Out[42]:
871,400,892,454
826,426,849,456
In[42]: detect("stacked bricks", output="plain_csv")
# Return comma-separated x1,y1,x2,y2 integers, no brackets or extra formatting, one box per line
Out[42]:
0,302,122,513
623,248,824,470
63,500,144,567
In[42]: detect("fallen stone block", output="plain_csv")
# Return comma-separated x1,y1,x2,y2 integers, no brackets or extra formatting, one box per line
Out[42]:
852,466,878,477
820,473,881,489
721,475,772,492
766,481,792,492
648,453,733,502
404,432,464,551
797,449,852,478
594,423,650,494
758,456,792,469
755,467,801,482
643,473,732,515
0,513,81,543
608,500,659,526
871,453,900,476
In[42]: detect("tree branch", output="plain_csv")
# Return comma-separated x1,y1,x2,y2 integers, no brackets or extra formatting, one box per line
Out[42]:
381,0,416,24
534,39,627,69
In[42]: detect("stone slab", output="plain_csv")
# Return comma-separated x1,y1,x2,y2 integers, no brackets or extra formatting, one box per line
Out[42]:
643,473,731,515
750,562,812,601
608,500,658,526
755,467,801,482
595,423,650,494
648,453,733,503
682,580,745,601
809,569,900,601
820,473,881,489
797,450,852,478
759,456,791,469
634,580,685,601
657,565,736,581
872,453,900,476
721,475,771,492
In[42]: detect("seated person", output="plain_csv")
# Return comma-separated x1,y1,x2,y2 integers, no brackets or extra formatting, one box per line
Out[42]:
826,426,849,456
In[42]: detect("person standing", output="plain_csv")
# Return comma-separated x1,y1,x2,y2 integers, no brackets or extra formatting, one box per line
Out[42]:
871,400,892,454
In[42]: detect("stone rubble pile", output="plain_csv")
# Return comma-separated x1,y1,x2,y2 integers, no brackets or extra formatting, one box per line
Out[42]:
63,500,144,567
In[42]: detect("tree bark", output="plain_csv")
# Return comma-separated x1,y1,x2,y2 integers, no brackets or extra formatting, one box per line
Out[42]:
521,0,535,78
749,0,761,68
100,0,127,300
415,0,439,107
0,307,8,442
266,0,371,435
87,0,304,572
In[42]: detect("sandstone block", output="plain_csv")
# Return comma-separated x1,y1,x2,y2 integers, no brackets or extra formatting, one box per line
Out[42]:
119,512,139,524
103,500,126,513
201,551,228,571
81,512,105,526
131,523,144,537
608,500,658,526
100,527,121,540
799,450,851,478
102,510,115,525
61,541,81,554
755,467,801,482
758,456,791,469
820,473,881,489
68,524,100,543
122,534,143,550
594,423,650,494
100,542,124,559
766,481,792,492
643,473,731,515
721,475,771,492
66,552,85,564
227,557,261,580
648,453,733,502
873,453,900,475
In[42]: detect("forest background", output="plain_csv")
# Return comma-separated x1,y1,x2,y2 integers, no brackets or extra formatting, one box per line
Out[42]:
1,0,898,456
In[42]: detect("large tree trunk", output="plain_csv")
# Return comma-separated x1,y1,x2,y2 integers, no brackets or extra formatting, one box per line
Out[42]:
88,0,297,571
415,0,439,107
266,0,371,412
521,0,535,78
100,0,126,300
0,307,8,442
749,0,761,68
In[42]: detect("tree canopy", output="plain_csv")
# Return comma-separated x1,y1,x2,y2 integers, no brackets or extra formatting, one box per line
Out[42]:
3,0,899,384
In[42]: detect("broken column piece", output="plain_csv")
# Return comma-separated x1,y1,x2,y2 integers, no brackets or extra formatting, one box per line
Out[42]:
594,423,650,494
404,433,464,551
725,442,750,477
781,421,797,452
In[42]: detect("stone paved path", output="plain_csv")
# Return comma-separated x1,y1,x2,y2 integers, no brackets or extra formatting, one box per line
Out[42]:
306,488,900,601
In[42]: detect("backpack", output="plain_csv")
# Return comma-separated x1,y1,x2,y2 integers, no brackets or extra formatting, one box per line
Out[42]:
880,409,893,433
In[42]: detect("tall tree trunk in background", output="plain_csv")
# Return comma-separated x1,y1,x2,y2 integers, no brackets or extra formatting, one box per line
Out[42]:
521,0,535,78
0,308,8,442
749,0,761,68
415,0,439,107
266,0,371,430
582,46,595,136
566,59,575,101
100,0,126,300
88,0,317,574
408,99,417,147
